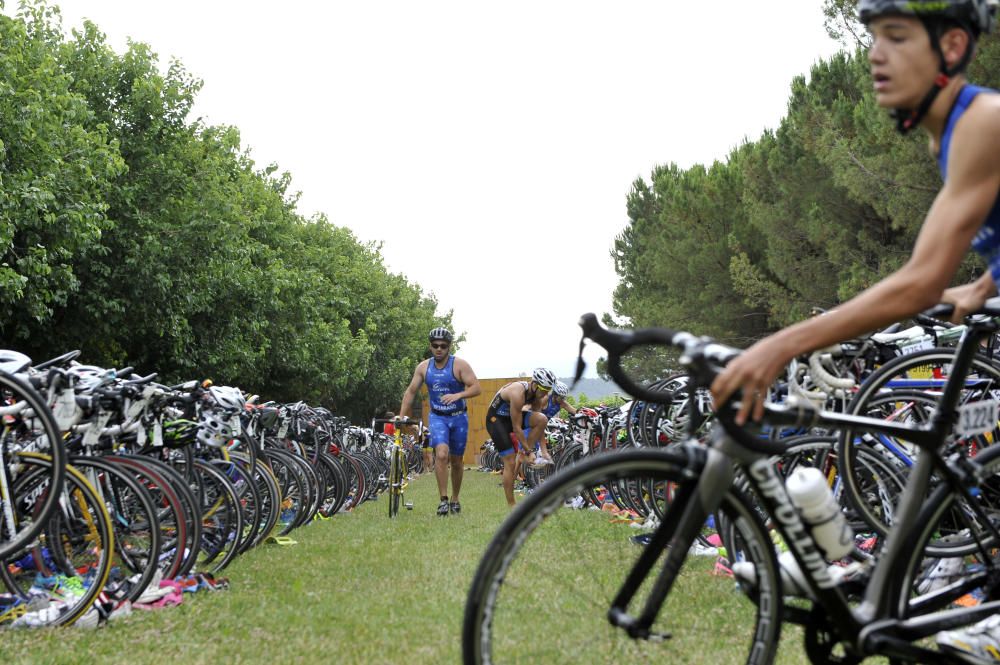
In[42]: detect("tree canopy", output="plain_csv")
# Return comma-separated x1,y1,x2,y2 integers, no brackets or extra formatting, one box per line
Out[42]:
0,2,450,420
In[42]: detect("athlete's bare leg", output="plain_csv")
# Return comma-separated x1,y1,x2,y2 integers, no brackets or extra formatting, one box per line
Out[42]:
435,443,450,497
502,454,519,507
450,453,464,502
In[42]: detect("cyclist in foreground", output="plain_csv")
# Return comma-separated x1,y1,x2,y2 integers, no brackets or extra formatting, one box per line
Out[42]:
399,327,481,516
711,0,1000,657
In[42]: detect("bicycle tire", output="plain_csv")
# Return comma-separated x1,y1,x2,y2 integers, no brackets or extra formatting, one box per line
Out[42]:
107,454,195,579
892,443,1000,634
1,456,113,627
838,349,1000,536
69,455,162,603
462,448,781,665
188,458,244,573
0,371,66,560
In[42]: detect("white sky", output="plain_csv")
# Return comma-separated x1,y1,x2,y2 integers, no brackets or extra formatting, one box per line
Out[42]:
31,1,842,378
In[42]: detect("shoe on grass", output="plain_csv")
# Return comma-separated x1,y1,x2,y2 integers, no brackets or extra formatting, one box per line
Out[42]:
437,499,450,517
450,501,461,515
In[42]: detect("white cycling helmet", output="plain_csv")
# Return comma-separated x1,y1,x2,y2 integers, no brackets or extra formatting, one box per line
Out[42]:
206,385,245,412
196,385,245,447
531,368,557,390
554,381,569,397
0,350,31,375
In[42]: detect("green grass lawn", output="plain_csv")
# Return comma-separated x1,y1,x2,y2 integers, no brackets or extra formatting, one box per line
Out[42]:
1,468,817,664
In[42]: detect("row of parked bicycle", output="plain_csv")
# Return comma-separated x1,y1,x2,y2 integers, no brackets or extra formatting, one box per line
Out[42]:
482,308,998,542
0,349,406,628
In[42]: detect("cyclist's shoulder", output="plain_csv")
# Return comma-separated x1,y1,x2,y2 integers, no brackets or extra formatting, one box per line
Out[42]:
948,93,1000,170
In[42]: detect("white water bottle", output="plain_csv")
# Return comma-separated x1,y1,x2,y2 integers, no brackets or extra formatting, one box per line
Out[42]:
786,467,854,560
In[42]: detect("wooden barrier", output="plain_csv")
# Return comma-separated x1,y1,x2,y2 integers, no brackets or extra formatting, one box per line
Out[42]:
420,376,522,465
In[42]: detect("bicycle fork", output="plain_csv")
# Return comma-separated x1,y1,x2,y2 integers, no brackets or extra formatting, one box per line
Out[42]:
607,445,733,640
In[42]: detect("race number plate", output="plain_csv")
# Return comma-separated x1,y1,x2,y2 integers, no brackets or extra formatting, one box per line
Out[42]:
900,338,933,355
956,399,1000,438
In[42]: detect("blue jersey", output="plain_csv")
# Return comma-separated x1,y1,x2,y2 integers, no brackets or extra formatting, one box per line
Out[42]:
542,396,561,418
937,84,1000,283
489,381,531,417
425,356,465,414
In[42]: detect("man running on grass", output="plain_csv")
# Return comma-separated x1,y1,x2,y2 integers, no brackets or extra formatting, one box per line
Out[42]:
399,327,481,516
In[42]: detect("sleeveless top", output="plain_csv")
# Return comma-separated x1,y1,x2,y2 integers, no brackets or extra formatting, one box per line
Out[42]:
489,381,533,417
937,84,1000,283
425,356,465,414
542,396,561,418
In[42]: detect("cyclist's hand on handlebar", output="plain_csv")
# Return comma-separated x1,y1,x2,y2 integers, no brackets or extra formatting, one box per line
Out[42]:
710,336,794,425
940,282,990,324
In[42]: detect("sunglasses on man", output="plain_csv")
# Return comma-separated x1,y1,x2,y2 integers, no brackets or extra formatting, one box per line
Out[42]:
431,342,450,350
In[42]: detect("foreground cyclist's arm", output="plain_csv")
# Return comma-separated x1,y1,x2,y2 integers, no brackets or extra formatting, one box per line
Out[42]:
712,100,1000,424
399,360,428,418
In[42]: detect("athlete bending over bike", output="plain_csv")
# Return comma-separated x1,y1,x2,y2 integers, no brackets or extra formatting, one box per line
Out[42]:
486,368,557,507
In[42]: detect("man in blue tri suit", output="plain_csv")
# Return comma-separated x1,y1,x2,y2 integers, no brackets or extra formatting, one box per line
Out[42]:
399,327,481,516
712,1,1000,658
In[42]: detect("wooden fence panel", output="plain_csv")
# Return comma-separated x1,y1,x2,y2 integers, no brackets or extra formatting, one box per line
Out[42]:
421,376,521,465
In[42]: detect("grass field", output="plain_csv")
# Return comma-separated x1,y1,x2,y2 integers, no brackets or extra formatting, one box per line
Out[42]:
0,467,819,664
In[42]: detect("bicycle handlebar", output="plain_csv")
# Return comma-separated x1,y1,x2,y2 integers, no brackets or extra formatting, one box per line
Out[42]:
372,417,422,427
576,313,737,406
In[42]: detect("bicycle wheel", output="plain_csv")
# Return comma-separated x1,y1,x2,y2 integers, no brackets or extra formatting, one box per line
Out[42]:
463,448,781,665
69,456,162,603
230,451,281,550
892,444,1000,634
839,349,1000,535
263,448,308,535
115,454,201,578
0,371,66,560
189,459,244,573
210,456,261,555
1,456,113,627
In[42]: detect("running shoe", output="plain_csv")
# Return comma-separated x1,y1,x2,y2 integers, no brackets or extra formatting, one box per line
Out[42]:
917,556,965,595
0,597,27,626
437,499,450,517
937,614,1000,660
450,501,461,515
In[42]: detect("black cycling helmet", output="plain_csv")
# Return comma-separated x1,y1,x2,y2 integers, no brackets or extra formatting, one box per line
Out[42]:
428,327,453,343
859,0,997,132
859,0,996,36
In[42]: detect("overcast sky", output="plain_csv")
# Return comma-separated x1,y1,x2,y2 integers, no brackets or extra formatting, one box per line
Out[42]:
35,1,843,379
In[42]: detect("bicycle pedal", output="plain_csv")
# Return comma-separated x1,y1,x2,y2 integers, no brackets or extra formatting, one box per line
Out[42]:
405,502,414,510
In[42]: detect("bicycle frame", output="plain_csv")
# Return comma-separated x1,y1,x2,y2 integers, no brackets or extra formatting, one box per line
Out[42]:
593,314,1000,662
